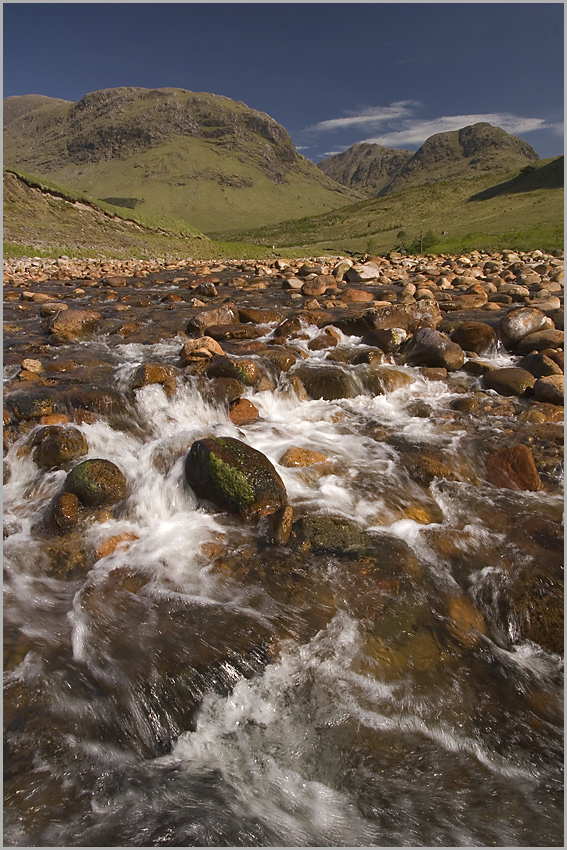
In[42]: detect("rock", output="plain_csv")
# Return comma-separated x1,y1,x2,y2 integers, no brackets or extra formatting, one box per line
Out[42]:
47,309,102,343
532,375,564,406
514,329,564,354
345,261,381,282
206,377,243,404
279,447,328,467
518,352,563,378
331,300,441,336
229,398,260,426
21,358,43,374
184,437,287,519
268,505,294,545
482,367,536,397
298,515,375,557
205,356,259,386
204,323,260,341
179,336,225,363
403,452,464,487
308,329,340,351
449,321,498,355
294,364,354,400
485,445,543,491
238,307,283,325
33,426,88,468
261,348,297,373
361,327,407,352
363,366,415,395
185,302,239,335
341,289,374,303
499,307,552,346
446,595,487,647
96,532,138,560
401,327,465,371
47,491,81,534
301,278,329,297
193,282,218,298
132,364,176,396
273,317,303,339
64,459,128,507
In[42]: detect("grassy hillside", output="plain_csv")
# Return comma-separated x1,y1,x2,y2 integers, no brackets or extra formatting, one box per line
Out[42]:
229,156,563,255
3,88,358,234
2,169,275,261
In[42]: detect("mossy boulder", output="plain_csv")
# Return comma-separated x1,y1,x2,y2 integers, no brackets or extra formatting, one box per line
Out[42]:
64,458,128,507
298,515,376,557
185,437,287,519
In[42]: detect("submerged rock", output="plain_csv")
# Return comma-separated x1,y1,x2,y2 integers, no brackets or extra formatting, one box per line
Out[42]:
298,515,376,558
485,444,543,491
185,437,287,519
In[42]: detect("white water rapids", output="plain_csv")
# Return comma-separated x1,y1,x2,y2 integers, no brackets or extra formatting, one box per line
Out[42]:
3,326,563,847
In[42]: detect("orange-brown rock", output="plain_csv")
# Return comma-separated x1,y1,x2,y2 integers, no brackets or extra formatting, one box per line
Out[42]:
486,444,543,491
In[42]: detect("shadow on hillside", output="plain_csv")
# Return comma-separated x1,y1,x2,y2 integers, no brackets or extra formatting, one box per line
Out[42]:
470,157,564,201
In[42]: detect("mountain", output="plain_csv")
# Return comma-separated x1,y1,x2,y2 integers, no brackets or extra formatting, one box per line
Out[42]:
3,168,271,261
318,143,413,195
317,123,540,197
3,87,358,234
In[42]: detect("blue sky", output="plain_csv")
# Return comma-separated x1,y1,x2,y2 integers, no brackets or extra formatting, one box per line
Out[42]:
3,2,564,161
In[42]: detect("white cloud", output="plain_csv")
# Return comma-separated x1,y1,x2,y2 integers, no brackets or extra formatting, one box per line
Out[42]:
307,100,420,132
362,113,551,147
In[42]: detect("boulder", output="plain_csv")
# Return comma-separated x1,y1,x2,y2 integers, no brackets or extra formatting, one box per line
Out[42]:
132,364,176,396
47,309,101,343
401,327,465,371
514,329,564,354
518,352,563,378
279,447,328,467
485,445,543,491
205,356,260,386
345,261,382,282
204,323,260,341
33,426,88,468
185,437,287,519
341,289,374,303
482,367,536,397
179,336,225,364
361,327,407,353
185,302,239,335
229,398,260,426
238,307,283,325
449,321,498,356
64,458,128,507
499,307,552,347
293,364,354,400
532,375,564,406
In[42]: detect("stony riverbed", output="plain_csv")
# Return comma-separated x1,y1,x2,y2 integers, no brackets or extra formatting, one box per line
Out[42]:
3,249,564,846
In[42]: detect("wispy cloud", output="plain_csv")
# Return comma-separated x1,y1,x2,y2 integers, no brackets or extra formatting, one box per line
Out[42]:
362,113,552,147
307,100,420,132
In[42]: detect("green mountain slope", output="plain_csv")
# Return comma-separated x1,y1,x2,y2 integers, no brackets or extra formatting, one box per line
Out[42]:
3,87,358,234
317,123,540,198
230,156,564,255
2,169,273,260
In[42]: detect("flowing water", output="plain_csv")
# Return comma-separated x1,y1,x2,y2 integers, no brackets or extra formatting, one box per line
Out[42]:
3,274,564,846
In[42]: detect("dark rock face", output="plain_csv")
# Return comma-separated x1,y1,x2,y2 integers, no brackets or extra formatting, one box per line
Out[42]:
64,458,128,507
450,321,498,355
185,437,287,519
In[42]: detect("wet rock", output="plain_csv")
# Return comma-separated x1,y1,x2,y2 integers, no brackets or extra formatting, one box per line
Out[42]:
238,307,283,325
403,452,465,488
267,505,294,545
47,309,102,343
279,447,328,467
205,356,259,386
344,261,381,282
64,458,128,507
532,375,564,406
4,392,55,422
514,329,564,354
204,323,260,341
185,437,287,519
401,327,465,371
206,377,243,404
179,336,225,364
363,366,415,395
446,594,488,647
46,491,81,534
301,278,328,297
193,282,218,298
333,300,442,336
273,317,302,339
499,307,552,346
483,367,536,397
294,364,354,400
229,398,260,426
308,328,340,351
485,445,543,491
361,327,407,353
449,321,498,355
41,530,94,579
518,352,563,378
33,426,88,468
298,515,375,558
132,364,177,396
96,532,138,560
185,302,239,335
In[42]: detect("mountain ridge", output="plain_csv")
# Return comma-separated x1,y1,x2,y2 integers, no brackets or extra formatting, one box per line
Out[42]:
318,123,540,197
